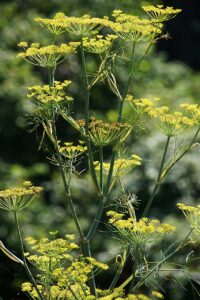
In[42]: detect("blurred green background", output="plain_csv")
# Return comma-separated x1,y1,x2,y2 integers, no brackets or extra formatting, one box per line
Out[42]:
0,0,200,299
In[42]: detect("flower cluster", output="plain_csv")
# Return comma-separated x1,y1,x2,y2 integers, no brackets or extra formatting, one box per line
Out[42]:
177,203,200,234
83,34,117,54
22,235,108,300
77,117,130,146
35,13,110,36
98,291,151,300
148,106,195,136
0,181,43,211
180,103,200,125
95,154,142,177
28,80,73,104
17,42,78,67
142,5,182,22
107,210,175,247
109,10,162,42
126,95,159,114
59,141,87,159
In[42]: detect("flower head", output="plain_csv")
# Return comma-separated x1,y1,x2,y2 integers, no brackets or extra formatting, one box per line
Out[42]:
0,181,43,211
77,117,130,146
109,10,162,42
95,154,142,177
143,5,182,22
18,42,78,67
180,103,200,125
59,141,87,159
35,13,110,36
83,35,117,54
148,106,195,136
28,80,73,104
107,210,175,251
177,203,200,234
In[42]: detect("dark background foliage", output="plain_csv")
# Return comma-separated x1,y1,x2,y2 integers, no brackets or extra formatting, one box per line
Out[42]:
0,0,200,299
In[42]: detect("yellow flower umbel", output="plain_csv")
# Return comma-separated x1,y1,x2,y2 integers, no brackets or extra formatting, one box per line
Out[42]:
180,103,200,125
95,154,142,177
28,80,73,104
59,141,87,159
22,235,108,300
107,210,175,252
148,106,195,136
34,13,68,35
17,42,78,67
126,95,158,114
83,35,117,54
35,13,110,36
143,5,182,22
109,10,162,42
77,117,130,147
0,181,43,211
177,203,200,235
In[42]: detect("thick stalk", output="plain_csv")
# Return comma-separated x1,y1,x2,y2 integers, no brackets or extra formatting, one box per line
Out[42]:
142,135,171,217
99,146,104,192
80,38,98,296
86,196,105,240
14,211,44,300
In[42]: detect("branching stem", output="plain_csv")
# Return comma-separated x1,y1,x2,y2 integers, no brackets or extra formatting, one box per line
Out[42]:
142,135,171,217
14,211,44,300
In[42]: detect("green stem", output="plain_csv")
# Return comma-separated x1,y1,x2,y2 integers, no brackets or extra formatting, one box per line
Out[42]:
109,245,128,290
119,228,193,291
80,37,98,296
162,126,200,179
81,239,97,297
47,68,84,239
52,121,84,239
86,196,105,240
99,146,104,192
48,66,56,87
14,211,44,300
88,40,154,242
105,42,136,196
142,135,171,217
80,37,100,194
128,259,137,293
